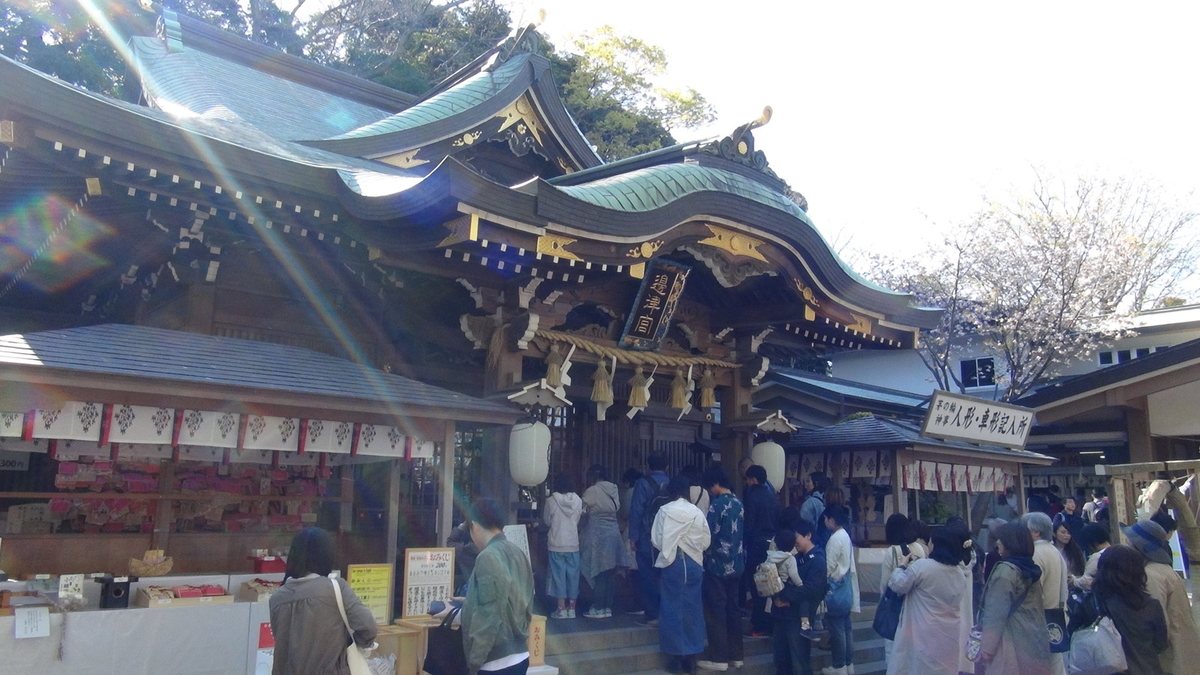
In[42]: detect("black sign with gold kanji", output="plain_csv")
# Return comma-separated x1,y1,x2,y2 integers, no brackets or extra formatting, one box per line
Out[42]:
618,259,690,351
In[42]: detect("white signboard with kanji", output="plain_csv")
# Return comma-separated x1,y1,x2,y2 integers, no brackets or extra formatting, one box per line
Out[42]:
921,390,1034,449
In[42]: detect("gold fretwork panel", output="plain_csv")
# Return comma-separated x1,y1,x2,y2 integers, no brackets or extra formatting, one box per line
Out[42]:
437,215,479,248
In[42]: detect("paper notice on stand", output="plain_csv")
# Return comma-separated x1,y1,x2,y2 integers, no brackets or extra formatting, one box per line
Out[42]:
15,606,50,638
503,524,531,564
58,574,84,599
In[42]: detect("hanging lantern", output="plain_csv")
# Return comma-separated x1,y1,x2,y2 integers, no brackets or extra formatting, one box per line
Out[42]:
751,441,786,489
509,419,551,486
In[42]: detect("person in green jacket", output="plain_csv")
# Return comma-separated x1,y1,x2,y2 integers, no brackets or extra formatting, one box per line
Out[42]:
462,497,535,675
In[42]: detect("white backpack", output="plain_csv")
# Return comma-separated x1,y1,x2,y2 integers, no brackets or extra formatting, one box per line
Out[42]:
754,559,784,596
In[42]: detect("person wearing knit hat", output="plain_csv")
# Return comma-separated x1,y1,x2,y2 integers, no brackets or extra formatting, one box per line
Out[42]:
1126,518,1200,675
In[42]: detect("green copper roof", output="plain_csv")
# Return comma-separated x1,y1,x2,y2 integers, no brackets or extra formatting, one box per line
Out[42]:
558,163,899,296
560,163,811,221
131,37,391,141
330,54,531,140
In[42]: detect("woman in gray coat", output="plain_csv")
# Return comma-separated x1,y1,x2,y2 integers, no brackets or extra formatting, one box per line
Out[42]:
978,522,1051,675
270,527,377,675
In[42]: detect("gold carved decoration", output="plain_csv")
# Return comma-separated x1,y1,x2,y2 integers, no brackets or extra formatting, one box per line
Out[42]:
85,177,102,196
378,149,429,169
437,214,479,248
627,240,663,259
495,95,545,145
794,279,821,307
628,262,646,279
452,131,483,147
536,233,581,260
848,313,873,335
697,224,767,262
556,157,575,174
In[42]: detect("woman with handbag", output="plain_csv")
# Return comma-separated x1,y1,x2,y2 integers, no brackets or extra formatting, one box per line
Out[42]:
1092,545,1168,674
821,505,859,675
269,527,378,675
580,464,631,619
976,522,1051,675
886,526,972,675
878,514,924,666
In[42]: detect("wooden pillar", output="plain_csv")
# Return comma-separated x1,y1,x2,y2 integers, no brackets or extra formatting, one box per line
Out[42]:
338,470,353,534
892,450,908,517
720,378,753,493
386,459,401,565
438,421,456,546
151,459,175,552
1126,402,1154,463
183,283,216,333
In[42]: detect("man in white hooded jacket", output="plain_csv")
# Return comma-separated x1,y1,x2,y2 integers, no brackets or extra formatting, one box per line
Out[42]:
652,474,712,675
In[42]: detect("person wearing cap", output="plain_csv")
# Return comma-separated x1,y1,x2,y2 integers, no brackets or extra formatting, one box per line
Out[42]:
1124,519,1200,675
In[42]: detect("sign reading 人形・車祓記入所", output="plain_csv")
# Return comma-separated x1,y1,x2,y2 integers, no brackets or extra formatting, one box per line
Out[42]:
618,259,690,351
920,390,1034,449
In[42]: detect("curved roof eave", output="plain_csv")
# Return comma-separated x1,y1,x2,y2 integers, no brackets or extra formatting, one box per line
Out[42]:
333,160,941,328
300,54,602,170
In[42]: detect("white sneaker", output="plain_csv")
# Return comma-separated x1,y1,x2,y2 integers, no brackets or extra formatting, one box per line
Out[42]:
696,660,728,671
821,668,847,675
603,609,613,618
847,667,855,675
729,662,744,669
566,608,576,618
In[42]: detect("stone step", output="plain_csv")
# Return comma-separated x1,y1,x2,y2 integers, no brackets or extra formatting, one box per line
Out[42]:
548,626,885,675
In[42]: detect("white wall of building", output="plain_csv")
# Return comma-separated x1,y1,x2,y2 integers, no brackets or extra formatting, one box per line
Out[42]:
829,305,1200,398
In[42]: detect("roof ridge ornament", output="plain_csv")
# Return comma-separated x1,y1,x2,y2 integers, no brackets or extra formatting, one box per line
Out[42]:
699,106,779,180
157,9,184,53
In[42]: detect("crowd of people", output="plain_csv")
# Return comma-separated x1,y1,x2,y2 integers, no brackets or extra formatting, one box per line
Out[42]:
558,460,1200,675
264,465,1200,675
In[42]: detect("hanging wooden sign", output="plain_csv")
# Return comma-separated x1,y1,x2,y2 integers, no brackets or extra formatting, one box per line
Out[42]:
619,259,690,351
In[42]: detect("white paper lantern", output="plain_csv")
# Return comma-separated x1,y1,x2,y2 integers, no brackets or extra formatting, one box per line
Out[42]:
509,420,551,486
751,441,786,489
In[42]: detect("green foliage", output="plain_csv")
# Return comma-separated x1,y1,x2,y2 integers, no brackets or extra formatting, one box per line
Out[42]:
0,2,714,162
0,0,129,97
548,26,716,161
303,0,511,94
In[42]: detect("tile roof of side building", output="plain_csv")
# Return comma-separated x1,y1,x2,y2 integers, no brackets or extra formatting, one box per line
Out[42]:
0,324,518,417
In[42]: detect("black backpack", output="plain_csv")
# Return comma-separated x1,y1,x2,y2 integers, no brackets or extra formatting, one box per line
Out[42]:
641,475,671,534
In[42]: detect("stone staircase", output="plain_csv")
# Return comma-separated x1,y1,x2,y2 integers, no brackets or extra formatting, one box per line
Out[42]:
546,604,886,675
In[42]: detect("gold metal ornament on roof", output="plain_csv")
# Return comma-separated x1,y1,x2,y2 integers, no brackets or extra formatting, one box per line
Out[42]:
627,240,664,259
697,224,767,262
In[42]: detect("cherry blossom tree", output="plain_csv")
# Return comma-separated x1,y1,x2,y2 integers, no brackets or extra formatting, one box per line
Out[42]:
868,173,1198,401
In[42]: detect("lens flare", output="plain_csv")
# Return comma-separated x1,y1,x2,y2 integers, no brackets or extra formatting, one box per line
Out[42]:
0,193,114,294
